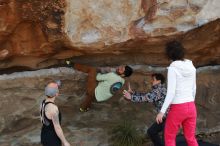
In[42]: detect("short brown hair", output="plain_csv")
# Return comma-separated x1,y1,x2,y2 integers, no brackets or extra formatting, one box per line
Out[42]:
152,73,165,84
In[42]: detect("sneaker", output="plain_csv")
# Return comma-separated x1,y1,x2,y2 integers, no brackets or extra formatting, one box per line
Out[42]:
79,107,90,112
65,59,74,68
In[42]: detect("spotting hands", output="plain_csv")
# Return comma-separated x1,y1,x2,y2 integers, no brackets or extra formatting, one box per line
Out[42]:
123,82,133,100
123,90,131,100
127,82,133,93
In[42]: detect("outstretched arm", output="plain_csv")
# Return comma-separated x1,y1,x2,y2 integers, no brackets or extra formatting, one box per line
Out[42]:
51,107,70,146
123,87,158,103
110,80,128,99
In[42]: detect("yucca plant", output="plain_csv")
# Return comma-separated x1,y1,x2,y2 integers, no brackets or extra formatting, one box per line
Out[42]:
110,121,143,146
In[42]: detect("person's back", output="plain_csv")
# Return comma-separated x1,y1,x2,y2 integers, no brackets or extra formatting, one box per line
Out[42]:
169,59,196,104
157,40,198,146
95,72,125,102
40,82,70,146
41,100,62,146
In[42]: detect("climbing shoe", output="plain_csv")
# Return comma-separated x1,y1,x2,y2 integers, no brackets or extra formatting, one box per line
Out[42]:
65,60,74,68
79,107,90,112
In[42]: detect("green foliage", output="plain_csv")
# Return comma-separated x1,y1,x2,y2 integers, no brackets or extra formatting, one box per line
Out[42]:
110,121,143,146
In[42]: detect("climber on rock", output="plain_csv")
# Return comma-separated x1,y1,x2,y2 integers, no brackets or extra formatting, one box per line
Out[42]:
66,61,133,112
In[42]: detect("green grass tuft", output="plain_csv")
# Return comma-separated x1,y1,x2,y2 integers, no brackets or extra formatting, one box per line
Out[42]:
110,121,143,146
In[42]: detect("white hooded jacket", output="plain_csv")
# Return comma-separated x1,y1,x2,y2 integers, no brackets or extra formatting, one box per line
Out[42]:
160,59,196,114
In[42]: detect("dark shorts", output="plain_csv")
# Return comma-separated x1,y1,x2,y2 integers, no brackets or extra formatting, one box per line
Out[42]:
41,128,61,146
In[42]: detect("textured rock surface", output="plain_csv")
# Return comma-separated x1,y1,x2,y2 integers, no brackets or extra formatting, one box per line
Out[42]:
0,66,219,146
65,0,220,43
0,0,219,70
0,0,219,145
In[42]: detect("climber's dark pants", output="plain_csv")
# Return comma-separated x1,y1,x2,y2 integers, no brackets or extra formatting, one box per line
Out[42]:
75,64,97,109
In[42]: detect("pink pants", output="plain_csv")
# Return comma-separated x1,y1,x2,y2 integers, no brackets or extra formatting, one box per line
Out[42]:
165,101,198,146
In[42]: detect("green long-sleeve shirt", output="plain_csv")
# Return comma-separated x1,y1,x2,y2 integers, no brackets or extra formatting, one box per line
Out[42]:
95,72,125,102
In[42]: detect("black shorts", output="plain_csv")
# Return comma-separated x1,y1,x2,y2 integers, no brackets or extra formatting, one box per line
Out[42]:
41,128,61,146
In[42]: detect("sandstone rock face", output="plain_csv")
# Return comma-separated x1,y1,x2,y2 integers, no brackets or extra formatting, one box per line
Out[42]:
64,0,143,45
0,0,219,70
196,66,220,134
65,0,220,43
0,66,219,146
0,1,219,145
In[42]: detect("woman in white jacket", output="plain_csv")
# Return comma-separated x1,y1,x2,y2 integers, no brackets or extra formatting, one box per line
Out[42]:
156,41,198,146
